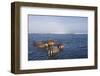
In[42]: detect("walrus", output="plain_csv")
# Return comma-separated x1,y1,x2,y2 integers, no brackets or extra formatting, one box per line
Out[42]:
33,41,45,48
33,40,64,56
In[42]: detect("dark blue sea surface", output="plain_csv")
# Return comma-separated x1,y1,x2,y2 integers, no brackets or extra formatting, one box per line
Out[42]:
28,34,88,60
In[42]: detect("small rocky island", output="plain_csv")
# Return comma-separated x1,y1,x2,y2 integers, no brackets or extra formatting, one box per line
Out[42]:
33,39,64,58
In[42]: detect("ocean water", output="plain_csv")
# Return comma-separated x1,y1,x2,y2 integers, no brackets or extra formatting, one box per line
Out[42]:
28,34,88,60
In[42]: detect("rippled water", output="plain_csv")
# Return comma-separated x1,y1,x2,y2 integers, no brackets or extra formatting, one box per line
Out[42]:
28,34,88,60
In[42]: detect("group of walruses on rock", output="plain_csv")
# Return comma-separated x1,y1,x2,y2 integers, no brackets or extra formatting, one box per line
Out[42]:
33,39,64,57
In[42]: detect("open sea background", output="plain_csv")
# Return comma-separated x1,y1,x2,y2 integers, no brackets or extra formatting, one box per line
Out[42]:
28,34,88,60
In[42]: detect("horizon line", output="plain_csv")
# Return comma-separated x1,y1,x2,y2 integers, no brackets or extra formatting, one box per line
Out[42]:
28,33,88,34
